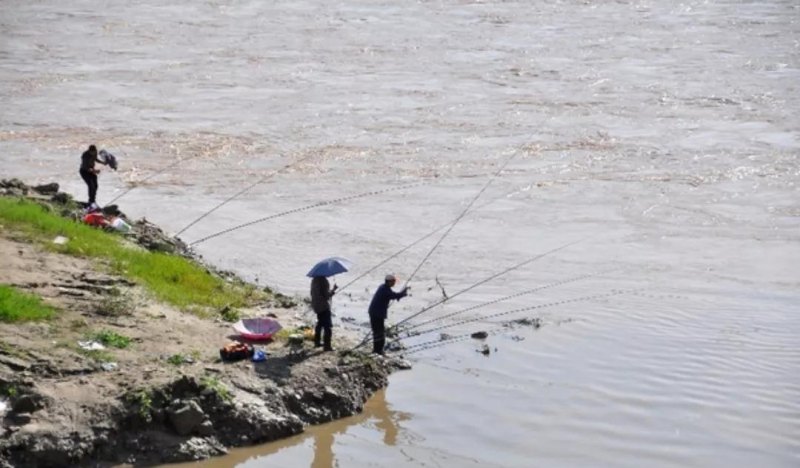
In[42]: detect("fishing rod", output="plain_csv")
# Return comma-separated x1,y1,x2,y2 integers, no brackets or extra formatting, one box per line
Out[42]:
351,238,585,350
392,288,638,352
403,269,616,333
336,182,532,294
403,151,518,288
394,238,585,330
189,180,430,246
174,153,316,237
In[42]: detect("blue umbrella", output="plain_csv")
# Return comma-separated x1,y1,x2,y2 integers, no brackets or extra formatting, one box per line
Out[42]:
306,257,353,278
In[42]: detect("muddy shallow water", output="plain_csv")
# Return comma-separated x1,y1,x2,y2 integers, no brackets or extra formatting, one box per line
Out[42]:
2,0,799,467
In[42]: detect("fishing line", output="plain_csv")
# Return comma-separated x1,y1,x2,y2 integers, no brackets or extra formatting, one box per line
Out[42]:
351,238,585,350
106,152,209,205
174,153,316,237
403,151,518,288
394,328,504,355
404,268,617,332
394,288,637,350
189,180,429,246
336,182,530,294
394,238,585,329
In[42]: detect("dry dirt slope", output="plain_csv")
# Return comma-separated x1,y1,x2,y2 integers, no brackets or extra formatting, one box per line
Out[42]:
0,231,402,467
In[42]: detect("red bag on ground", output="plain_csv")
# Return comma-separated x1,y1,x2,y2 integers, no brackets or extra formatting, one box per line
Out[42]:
82,212,109,228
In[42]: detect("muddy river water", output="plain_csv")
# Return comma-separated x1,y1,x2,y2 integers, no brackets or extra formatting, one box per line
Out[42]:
2,0,799,466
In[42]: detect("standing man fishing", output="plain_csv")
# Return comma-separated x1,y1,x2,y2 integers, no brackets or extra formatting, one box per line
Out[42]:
368,274,409,355
79,144,113,207
310,275,337,351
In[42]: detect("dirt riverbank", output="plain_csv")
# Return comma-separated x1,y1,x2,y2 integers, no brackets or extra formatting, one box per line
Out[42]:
0,179,406,467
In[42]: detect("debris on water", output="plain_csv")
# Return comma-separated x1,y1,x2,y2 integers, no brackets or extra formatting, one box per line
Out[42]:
100,362,118,372
508,317,542,329
470,331,488,339
78,341,106,351
385,341,405,352
478,344,490,355
390,358,412,370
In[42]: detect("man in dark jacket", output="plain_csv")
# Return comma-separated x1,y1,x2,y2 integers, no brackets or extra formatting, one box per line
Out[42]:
79,144,107,205
368,274,409,355
310,276,337,351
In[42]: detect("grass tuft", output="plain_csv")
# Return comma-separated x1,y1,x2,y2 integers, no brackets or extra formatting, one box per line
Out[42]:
91,329,132,349
200,375,232,402
0,284,56,322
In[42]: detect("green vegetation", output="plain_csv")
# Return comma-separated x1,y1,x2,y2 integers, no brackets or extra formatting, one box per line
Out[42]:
200,375,232,402
0,384,18,398
91,329,132,349
273,327,300,341
166,353,186,366
125,388,153,422
219,306,241,323
0,197,264,313
0,284,56,322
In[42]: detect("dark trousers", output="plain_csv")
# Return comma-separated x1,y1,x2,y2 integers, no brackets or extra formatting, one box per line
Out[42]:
370,316,385,355
79,169,98,204
314,309,332,350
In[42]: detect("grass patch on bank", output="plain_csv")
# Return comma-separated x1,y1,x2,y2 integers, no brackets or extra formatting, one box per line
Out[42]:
91,329,132,349
0,284,56,322
0,197,263,312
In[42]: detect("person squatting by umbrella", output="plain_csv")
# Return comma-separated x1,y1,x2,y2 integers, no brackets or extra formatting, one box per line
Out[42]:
368,274,409,355
308,257,351,352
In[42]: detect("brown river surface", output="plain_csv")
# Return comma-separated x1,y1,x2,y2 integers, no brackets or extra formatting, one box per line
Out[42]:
1,0,799,467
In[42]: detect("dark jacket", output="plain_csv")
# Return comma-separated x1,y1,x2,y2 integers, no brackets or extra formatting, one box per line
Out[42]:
368,283,407,320
80,149,98,172
310,276,334,313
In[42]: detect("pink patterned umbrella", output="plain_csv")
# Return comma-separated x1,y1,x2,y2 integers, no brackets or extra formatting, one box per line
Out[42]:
232,317,282,340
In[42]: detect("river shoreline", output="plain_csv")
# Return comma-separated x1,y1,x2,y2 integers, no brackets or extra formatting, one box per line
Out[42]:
0,179,406,467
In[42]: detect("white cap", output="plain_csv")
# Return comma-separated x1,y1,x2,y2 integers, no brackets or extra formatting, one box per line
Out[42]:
385,274,396,282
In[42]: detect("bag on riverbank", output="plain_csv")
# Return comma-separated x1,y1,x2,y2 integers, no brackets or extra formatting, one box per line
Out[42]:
82,211,110,228
219,342,254,362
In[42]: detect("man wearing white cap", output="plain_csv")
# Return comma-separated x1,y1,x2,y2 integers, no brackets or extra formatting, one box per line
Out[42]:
368,274,409,355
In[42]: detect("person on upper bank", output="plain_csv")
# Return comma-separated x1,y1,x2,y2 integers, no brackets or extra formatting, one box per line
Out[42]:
79,144,107,206
310,275,337,351
368,274,409,355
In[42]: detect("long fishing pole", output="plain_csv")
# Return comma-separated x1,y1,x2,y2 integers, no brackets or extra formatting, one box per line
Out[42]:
403,269,616,333
402,151,518,288
189,180,429,246
351,238,585,350
336,183,529,294
174,153,315,237
394,238,585,330
393,288,637,352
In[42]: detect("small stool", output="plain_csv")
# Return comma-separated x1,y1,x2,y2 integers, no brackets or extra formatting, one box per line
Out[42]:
286,333,305,357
